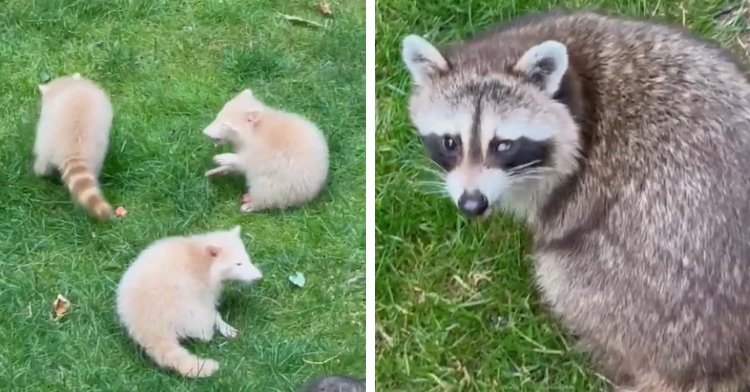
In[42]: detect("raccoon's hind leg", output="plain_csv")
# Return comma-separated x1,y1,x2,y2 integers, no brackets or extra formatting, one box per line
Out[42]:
240,176,284,213
180,306,216,342
33,156,54,176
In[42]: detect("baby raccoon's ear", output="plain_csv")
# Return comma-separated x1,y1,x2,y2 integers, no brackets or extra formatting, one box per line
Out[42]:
230,225,241,236
246,110,261,124
401,34,449,86
206,245,222,257
38,84,49,95
514,40,569,96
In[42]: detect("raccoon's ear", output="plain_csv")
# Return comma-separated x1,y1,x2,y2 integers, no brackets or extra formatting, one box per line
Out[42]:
246,110,261,124
230,225,241,236
206,245,222,257
38,84,48,95
402,35,449,86
242,89,254,97
514,40,569,96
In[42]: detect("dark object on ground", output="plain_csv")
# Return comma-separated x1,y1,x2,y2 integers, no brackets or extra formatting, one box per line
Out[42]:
298,375,366,392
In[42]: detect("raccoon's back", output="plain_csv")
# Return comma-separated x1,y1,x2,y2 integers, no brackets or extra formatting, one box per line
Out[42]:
116,238,201,329
36,80,113,158
537,11,750,277
246,110,329,186
527,10,750,379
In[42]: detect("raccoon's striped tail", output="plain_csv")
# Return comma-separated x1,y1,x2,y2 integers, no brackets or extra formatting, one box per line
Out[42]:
60,156,112,220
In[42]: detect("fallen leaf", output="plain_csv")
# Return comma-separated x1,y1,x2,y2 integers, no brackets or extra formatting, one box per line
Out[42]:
242,193,251,203
288,272,306,288
52,294,70,321
39,70,51,83
115,206,128,217
278,13,325,28
314,2,332,17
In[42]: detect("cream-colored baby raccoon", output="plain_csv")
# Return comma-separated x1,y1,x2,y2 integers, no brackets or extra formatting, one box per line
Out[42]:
33,73,114,220
202,89,329,213
116,226,263,378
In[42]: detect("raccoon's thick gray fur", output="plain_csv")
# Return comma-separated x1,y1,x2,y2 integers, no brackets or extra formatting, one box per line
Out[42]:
298,375,365,392
401,9,750,392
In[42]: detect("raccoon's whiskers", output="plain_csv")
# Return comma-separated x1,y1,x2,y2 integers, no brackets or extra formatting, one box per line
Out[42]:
506,160,543,176
416,180,448,196
418,164,444,178
507,168,557,186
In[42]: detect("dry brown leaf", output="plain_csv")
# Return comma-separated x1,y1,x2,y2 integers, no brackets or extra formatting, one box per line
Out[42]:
314,2,332,17
115,206,128,217
53,294,70,321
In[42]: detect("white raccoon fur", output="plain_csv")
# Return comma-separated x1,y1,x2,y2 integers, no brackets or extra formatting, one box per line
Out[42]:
115,226,263,378
402,9,750,392
202,89,329,213
33,73,114,220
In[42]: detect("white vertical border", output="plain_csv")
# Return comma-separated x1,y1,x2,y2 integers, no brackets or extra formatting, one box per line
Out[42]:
365,0,376,388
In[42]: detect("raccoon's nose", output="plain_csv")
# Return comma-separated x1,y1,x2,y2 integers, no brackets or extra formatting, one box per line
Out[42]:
458,191,488,217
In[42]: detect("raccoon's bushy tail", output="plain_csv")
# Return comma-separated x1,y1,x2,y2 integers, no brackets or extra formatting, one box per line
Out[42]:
60,156,112,220
142,335,219,378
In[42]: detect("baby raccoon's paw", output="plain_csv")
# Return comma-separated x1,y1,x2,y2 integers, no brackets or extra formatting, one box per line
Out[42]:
218,323,238,338
213,153,237,167
32,159,53,176
205,166,229,177
240,193,256,213
184,358,219,378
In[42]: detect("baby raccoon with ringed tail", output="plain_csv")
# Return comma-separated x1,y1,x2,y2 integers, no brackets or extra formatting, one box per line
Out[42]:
33,73,114,220
402,9,750,392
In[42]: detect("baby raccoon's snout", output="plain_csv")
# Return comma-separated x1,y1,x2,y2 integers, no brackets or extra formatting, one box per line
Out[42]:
202,123,227,145
457,190,489,217
240,263,263,283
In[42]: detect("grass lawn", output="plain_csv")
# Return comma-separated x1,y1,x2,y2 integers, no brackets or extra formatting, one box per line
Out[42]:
0,0,365,390
375,0,748,390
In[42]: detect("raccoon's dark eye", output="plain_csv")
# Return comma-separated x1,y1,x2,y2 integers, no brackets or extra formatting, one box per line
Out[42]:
236,263,242,266
442,136,458,152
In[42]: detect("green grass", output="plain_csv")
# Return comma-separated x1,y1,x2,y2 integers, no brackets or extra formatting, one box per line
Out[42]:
375,0,747,391
0,0,365,390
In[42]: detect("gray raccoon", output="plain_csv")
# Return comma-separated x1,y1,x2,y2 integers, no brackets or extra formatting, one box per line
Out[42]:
298,375,365,392
401,9,750,392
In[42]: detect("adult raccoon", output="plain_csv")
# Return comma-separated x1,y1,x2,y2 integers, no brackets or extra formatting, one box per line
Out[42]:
401,9,750,392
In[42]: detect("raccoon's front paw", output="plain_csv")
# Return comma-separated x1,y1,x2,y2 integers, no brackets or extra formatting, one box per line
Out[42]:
218,322,238,338
213,153,238,167
205,166,230,177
